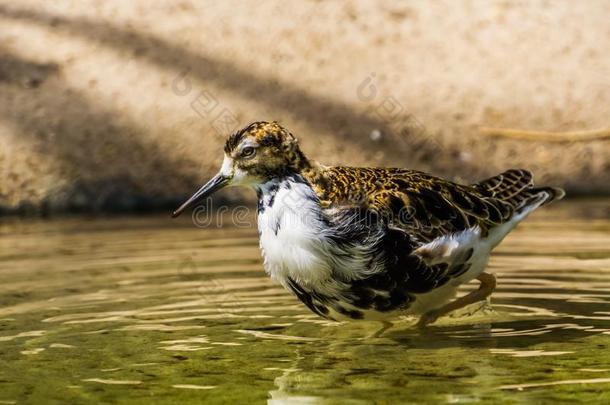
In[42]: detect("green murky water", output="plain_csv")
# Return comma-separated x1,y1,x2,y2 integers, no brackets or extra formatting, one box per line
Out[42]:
1,200,609,404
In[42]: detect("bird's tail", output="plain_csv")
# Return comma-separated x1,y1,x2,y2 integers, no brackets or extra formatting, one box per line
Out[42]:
513,186,565,214
473,169,565,215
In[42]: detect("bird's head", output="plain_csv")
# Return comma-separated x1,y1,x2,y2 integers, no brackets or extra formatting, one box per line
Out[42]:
172,121,309,217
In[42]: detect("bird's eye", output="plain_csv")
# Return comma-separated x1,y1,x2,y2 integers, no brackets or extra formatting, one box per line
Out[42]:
241,146,256,158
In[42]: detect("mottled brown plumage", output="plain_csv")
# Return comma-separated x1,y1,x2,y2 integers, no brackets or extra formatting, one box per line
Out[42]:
222,121,563,244
307,166,563,243
175,120,565,325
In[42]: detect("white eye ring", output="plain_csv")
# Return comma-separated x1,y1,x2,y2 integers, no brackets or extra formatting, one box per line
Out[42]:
241,146,256,159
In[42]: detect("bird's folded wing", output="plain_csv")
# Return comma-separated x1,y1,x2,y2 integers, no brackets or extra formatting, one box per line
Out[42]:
471,169,533,202
363,174,514,243
311,167,517,244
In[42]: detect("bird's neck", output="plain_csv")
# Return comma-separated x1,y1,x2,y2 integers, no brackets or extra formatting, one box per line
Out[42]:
290,155,331,200
255,173,320,212
257,145,330,207
286,146,327,186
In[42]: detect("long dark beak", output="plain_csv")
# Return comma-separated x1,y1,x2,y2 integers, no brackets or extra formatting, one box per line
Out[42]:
172,174,230,218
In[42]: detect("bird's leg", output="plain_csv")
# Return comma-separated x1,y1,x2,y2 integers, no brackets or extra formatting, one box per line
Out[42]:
366,321,394,339
417,272,497,327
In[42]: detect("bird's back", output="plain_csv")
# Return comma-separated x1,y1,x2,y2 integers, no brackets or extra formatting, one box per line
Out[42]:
304,166,564,243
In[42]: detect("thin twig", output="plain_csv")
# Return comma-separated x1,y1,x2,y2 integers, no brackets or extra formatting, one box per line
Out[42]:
479,126,610,142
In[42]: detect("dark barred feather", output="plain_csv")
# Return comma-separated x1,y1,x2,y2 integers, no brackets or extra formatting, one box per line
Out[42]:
303,167,564,243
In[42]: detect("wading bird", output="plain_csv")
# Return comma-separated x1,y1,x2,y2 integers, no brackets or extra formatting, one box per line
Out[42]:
173,121,564,328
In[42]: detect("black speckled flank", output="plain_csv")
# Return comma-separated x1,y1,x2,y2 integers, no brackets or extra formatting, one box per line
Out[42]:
280,205,455,319
344,223,450,312
333,305,364,320
286,277,331,319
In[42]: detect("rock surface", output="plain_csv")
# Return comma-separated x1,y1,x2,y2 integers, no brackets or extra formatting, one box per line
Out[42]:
0,1,608,214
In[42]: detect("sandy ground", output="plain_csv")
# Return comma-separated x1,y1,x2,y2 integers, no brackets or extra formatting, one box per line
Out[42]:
0,0,609,213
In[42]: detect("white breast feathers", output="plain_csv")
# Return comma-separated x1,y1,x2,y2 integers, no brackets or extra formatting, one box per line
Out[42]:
256,176,381,294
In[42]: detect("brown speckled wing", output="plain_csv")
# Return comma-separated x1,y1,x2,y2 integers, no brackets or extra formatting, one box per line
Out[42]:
472,168,564,212
308,166,515,243
471,169,535,207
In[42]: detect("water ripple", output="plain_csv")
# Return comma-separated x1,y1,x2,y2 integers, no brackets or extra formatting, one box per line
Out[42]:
0,201,609,403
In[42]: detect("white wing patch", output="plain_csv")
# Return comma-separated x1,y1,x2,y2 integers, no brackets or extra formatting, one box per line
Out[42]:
414,227,481,265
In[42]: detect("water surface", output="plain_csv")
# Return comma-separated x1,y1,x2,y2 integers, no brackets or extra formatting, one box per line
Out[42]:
1,200,609,404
